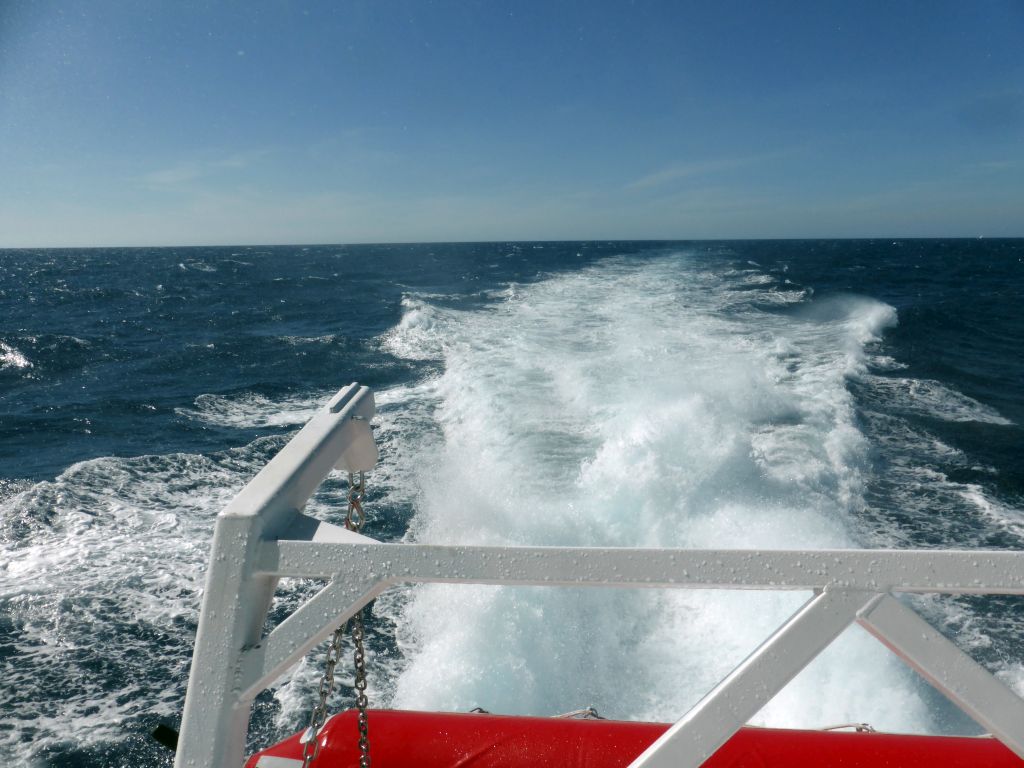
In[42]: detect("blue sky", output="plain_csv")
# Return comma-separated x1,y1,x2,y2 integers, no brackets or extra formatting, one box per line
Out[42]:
1,0,1022,246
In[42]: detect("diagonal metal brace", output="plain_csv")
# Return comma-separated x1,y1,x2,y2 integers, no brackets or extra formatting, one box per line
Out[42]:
858,595,1024,760
627,589,883,768
237,575,386,700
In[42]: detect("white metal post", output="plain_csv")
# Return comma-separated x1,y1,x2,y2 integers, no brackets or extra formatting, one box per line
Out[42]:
174,384,377,768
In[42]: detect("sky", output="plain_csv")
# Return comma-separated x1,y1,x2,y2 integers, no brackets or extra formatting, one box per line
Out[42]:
1,0,1022,247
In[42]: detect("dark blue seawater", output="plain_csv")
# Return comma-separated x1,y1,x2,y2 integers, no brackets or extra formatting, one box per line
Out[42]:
1,240,1021,766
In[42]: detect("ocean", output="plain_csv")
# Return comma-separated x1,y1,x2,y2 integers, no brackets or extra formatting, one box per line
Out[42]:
1,240,1022,767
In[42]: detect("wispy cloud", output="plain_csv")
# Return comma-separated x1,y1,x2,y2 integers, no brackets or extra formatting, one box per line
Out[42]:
213,149,272,169
144,163,205,186
966,159,1018,173
141,149,273,188
625,159,741,190
625,151,790,191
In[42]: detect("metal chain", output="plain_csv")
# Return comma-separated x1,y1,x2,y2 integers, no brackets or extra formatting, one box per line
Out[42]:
351,611,371,768
346,471,371,768
301,471,371,768
345,471,366,532
301,623,346,767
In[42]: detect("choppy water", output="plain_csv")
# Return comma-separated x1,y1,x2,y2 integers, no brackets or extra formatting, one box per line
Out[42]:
1,240,1022,766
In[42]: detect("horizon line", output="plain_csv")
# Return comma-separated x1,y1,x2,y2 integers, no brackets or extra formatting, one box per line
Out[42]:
2,235,1021,251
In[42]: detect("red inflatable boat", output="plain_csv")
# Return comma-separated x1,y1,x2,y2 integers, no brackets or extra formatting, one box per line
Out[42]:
245,709,1024,767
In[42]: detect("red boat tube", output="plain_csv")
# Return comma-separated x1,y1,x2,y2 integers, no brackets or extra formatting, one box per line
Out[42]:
245,709,1024,767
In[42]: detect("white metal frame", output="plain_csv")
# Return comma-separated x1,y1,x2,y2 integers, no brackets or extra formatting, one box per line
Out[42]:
175,384,1024,768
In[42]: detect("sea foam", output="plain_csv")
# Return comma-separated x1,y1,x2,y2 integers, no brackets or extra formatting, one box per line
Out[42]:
0,341,31,370
378,253,936,732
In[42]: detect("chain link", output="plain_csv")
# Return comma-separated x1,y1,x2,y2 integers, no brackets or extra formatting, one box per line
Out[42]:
300,470,372,768
345,471,366,532
351,611,371,768
301,623,346,768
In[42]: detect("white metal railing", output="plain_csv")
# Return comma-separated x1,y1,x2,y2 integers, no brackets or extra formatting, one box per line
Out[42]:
174,383,1024,768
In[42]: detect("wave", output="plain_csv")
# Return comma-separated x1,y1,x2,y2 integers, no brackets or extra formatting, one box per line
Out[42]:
865,377,1013,425
0,334,95,381
380,295,449,361
0,341,32,370
0,446,271,761
175,392,326,429
377,253,935,732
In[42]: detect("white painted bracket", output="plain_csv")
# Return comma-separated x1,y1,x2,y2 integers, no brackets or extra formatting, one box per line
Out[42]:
175,383,377,768
175,384,1024,768
334,416,377,473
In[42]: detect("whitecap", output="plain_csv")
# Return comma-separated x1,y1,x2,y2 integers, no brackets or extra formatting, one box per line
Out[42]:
0,341,31,370
0,447,269,760
175,392,325,429
867,377,1013,425
379,295,449,361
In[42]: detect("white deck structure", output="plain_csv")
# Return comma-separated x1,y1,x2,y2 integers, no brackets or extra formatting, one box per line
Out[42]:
174,383,1024,768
